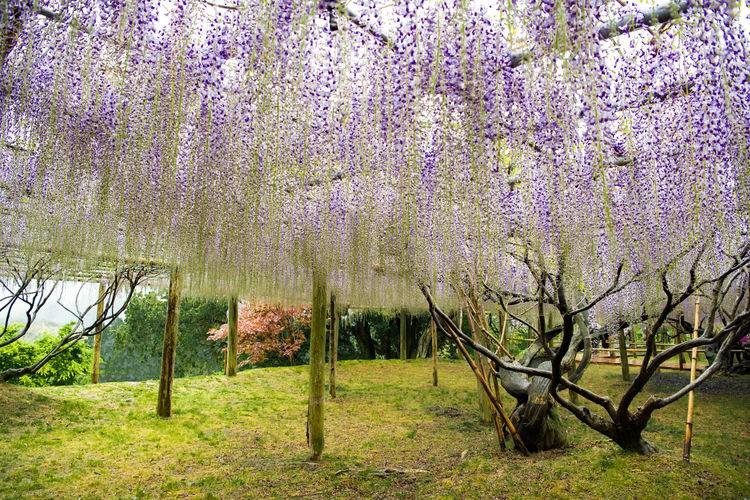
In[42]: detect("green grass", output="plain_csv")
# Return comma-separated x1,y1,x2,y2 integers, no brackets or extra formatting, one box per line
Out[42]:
0,360,748,498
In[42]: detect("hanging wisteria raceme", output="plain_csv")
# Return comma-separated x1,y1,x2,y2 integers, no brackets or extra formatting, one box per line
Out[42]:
0,0,748,311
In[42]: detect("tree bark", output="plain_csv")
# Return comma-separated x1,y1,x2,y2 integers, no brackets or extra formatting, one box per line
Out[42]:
226,296,238,377
329,293,339,398
353,319,376,359
503,359,569,452
613,430,658,454
91,281,105,384
308,270,327,460
157,267,181,418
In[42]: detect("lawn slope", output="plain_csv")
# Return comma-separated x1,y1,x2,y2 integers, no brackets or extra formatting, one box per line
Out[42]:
0,360,748,498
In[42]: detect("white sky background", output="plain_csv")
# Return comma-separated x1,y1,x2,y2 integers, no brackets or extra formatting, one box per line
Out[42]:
5,281,155,341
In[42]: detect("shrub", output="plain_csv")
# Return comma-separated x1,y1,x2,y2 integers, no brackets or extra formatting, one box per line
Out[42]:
0,323,93,386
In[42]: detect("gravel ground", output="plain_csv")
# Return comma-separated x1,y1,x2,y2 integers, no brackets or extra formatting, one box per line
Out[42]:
649,371,750,396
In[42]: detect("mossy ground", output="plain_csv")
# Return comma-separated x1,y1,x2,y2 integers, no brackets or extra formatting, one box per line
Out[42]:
0,360,748,498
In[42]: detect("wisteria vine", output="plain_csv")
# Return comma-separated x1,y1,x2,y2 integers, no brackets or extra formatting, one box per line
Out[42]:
0,0,747,314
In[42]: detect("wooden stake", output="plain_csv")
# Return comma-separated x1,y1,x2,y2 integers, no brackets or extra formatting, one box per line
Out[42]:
399,308,407,360
618,327,630,381
329,293,339,398
683,296,701,462
467,310,494,423
226,296,238,377
308,270,327,460
431,318,438,386
91,281,105,384
498,310,508,349
450,329,528,455
157,267,181,418
491,369,506,450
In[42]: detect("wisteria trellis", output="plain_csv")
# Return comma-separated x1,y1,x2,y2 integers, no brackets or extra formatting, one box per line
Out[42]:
0,0,747,313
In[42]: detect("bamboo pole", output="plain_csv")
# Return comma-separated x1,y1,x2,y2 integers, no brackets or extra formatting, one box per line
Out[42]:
91,280,106,384
329,292,339,398
431,318,438,386
491,367,506,450
308,270,327,460
226,296,238,377
498,310,508,349
467,310,494,423
399,308,407,360
618,327,631,381
683,296,701,462
157,267,181,418
451,332,528,455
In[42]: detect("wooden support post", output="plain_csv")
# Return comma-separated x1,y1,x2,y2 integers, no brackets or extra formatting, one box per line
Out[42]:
226,296,238,377
683,296,701,462
498,310,508,348
308,270,327,460
677,330,685,370
467,310,494,423
329,293,339,398
157,267,181,418
91,281,106,384
399,308,407,360
619,327,631,381
491,367,506,450
431,318,438,386
451,332,528,455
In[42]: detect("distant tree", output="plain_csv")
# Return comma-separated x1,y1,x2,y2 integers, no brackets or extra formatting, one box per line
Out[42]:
0,323,93,386
102,292,227,381
208,302,311,367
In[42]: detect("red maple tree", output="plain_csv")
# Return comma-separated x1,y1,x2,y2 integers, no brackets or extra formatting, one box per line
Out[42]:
208,302,311,366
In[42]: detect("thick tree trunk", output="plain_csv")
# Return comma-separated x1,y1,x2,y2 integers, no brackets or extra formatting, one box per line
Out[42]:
353,320,376,359
416,328,431,358
91,281,105,384
157,267,181,418
613,429,658,454
226,296,238,377
329,293,339,398
506,359,568,452
308,270,327,461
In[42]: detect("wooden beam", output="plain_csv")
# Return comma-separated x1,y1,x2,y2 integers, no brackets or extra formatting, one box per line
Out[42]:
157,267,181,418
618,327,631,381
308,269,327,460
91,280,105,384
226,296,238,376
431,318,438,386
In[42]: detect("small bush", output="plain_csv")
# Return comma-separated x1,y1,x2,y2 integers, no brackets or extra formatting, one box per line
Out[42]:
0,323,93,386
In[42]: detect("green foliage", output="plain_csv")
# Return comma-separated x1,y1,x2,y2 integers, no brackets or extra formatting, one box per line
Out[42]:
101,292,227,382
0,323,93,386
341,309,437,359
